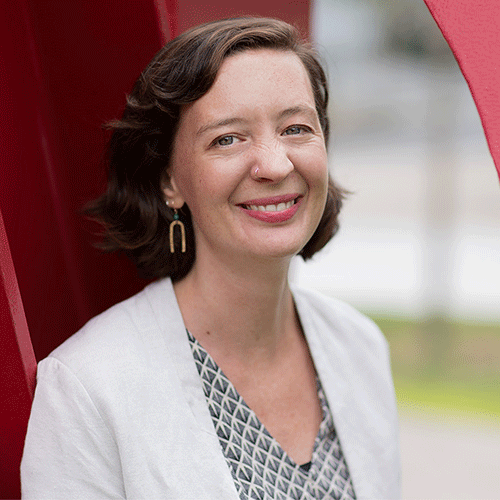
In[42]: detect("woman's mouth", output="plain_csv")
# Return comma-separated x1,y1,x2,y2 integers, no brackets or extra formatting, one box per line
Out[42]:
238,196,302,223
242,199,296,212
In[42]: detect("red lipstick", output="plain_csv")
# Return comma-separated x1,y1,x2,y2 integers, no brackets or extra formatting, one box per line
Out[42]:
240,194,298,206
238,194,302,223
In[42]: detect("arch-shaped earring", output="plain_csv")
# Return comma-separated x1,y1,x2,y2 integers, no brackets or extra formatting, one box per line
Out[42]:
169,208,186,253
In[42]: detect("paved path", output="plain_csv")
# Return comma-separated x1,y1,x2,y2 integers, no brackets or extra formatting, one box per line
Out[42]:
400,413,500,499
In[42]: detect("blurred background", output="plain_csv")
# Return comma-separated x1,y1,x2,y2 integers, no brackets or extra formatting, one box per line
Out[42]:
292,0,500,497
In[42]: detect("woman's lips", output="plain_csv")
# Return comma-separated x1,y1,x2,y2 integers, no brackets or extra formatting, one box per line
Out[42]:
238,195,302,223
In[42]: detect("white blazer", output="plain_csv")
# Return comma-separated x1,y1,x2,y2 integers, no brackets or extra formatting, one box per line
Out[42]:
21,278,401,499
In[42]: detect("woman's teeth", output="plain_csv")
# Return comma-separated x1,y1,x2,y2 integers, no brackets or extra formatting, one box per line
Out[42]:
245,200,295,212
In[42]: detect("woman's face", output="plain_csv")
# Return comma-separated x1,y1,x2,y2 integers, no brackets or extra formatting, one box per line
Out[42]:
164,49,328,266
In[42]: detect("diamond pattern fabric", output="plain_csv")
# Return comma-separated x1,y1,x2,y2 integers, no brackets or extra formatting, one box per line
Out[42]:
187,331,356,500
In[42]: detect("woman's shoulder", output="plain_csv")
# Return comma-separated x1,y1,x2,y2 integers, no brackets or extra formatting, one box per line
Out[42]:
291,284,388,353
43,278,178,380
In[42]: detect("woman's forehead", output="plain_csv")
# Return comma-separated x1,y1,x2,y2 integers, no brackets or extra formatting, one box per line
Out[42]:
181,49,316,127
214,49,311,94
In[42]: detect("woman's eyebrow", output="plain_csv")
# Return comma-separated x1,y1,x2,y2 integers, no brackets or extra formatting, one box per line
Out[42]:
196,117,246,137
277,105,317,122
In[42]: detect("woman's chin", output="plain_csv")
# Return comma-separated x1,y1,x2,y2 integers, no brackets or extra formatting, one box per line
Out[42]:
235,240,305,263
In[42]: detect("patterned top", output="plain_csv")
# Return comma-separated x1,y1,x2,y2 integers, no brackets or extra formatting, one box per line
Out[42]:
187,331,356,500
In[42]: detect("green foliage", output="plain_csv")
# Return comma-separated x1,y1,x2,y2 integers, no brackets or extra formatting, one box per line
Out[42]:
370,315,500,420
395,376,500,421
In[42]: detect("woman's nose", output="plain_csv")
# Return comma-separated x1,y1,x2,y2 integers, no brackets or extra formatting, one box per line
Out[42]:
249,143,294,183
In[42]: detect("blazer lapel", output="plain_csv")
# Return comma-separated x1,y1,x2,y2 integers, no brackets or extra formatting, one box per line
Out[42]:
144,278,240,500
293,286,400,499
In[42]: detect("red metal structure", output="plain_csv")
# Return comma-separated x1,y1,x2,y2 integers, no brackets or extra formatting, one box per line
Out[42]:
0,0,498,497
423,0,500,180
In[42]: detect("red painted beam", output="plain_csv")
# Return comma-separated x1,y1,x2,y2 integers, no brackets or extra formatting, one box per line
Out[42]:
175,0,309,38
1,0,169,364
424,0,500,180
0,209,36,499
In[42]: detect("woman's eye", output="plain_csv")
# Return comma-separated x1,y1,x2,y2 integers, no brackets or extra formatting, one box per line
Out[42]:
215,135,236,146
284,125,310,136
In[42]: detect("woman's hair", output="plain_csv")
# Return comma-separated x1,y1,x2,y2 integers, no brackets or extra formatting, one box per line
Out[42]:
85,17,345,281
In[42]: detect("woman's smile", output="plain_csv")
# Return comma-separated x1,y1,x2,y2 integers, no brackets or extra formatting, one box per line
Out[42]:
238,194,302,223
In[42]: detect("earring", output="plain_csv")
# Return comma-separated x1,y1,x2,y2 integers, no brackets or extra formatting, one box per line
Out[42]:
169,208,186,253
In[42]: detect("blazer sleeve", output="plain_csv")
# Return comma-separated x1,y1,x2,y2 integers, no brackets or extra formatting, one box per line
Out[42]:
21,356,126,499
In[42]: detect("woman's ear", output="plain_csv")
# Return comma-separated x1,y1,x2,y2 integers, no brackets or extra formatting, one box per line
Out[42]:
161,171,185,209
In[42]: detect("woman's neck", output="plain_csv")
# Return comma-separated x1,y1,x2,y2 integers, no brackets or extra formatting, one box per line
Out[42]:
173,252,300,368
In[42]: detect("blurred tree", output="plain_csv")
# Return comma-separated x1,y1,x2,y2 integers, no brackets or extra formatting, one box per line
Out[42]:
374,0,455,65
377,0,458,372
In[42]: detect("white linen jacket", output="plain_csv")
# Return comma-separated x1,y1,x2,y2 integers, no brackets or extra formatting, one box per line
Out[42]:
21,278,401,499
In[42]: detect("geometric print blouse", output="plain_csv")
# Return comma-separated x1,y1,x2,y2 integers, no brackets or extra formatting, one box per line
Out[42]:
187,331,357,500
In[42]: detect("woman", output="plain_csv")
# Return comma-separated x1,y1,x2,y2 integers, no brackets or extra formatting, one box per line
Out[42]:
21,18,400,499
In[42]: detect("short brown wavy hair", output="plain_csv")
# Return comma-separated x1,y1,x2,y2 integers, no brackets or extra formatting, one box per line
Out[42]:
85,17,345,281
